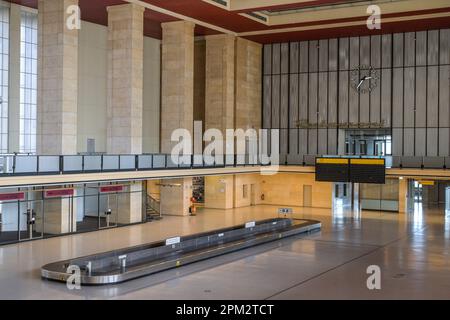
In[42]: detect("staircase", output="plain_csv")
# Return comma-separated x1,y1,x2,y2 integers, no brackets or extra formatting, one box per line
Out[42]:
146,194,162,221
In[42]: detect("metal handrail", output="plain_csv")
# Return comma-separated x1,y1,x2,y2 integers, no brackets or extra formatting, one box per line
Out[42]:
0,153,449,176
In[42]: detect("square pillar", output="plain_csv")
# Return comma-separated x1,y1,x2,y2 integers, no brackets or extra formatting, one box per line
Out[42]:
106,3,145,155
36,0,79,234
37,0,78,155
235,38,262,130
160,21,195,216
204,35,236,209
205,34,235,132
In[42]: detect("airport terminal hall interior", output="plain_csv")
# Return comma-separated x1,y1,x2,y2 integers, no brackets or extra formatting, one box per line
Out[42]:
0,0,450,303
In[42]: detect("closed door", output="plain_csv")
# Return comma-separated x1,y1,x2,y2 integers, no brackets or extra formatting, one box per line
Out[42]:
303,185,312,207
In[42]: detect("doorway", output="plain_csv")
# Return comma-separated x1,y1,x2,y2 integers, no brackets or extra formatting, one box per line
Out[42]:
303,185,312,207
374,140,385,156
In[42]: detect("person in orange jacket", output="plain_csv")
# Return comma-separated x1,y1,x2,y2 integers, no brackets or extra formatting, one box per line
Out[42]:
190,196,197,216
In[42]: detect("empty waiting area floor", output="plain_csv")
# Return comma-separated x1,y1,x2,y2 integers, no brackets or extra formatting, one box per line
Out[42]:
0,205,449,299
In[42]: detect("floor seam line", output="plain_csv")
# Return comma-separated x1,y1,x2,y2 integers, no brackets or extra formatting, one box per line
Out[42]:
263,234,409,300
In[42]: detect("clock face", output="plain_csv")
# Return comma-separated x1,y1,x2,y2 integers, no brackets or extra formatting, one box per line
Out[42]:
350,65,379,94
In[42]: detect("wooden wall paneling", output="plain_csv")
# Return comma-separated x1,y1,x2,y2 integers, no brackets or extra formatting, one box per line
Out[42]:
427,66,439,156
272,43,281,74
299,129,307,155
403,128,414,155
263,75,272,128
299,73,309,121
318,72,328,126
263,44,272,75
415,67,427,128
289,73,299,128
318,129,327,154
280,74,289,154
440,29,450,65
289,42,299,73
271,75,280,128
280,43,289,74
415,128,426,156
380,68,392,127
427,30,439,66
415,31,427,66
349,84,359,124
319,39,328,72
339,38,349,70
338,71,349,126
404,32,415,67
370,35,381,68
393,128,403,155
415,66,427,156
403,67,415,128
392,68,404,128
309,40,319,72
329,38,338,71
381,34,392,68
349,36,360,69
360,36,370,66
393,33,404,67
370,72,381,126
309,73,318,125
308,129,317,154
299,41,309,73
439,65,450,127
328,71,338,153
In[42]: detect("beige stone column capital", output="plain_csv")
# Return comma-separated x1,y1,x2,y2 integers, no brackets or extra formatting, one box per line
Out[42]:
161,20,195,31
106,2,145,15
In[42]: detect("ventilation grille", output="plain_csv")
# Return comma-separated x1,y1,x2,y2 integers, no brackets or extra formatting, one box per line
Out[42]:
246,12,268,23
210,0,228,7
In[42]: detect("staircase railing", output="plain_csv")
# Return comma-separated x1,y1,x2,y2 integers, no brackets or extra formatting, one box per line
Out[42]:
146,194,161,220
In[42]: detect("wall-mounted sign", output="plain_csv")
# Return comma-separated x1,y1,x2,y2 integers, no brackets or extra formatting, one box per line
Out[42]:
245,221,256,228
0,192,25,201
44,188,74,198
419,180,435,186
165,236,181,246
349,158,385,184
100,185,124,193
315,158,350,182
278,208,293,214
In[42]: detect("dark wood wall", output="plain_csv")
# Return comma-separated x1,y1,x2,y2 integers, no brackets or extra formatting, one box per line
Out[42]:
262,29,450,156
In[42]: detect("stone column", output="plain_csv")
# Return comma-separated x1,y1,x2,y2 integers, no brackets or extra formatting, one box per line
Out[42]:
235,38,262,130
36,0,78,234
37,0,78,155
106,3,144,155
106,3,145,223
160,21,195,216
204,34,236,209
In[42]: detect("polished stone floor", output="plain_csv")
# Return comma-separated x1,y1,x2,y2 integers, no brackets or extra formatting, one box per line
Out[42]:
0,203,449,299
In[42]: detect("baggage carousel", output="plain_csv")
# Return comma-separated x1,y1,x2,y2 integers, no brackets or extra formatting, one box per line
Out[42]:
41,217,321,285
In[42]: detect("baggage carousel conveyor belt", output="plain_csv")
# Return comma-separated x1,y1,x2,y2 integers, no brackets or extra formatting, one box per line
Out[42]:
41,218,321,285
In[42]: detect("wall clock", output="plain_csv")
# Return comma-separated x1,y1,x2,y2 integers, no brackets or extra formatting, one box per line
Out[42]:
350,65,379,94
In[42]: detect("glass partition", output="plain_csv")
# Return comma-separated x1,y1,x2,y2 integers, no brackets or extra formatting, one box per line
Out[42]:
360,178,399,212
138,155,152,169
0,181,145,245
15,156,37,173
120,155,135,170
38,156,59,173
102,155,119,171
84,155,101,171
63,155,82,172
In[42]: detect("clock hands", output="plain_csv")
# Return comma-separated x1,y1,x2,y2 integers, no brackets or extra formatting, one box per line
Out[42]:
356,76,373,90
